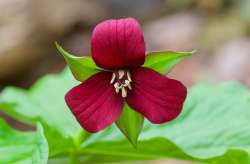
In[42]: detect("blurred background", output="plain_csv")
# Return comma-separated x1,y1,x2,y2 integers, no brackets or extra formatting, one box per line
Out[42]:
0,0,250,163
1,0,250,89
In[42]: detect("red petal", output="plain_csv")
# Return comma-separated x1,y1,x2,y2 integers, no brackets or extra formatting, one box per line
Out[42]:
65,71,124,132
127,67,187,124
91,18,145,70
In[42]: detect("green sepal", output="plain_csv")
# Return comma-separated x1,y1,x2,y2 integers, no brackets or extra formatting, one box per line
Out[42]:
143,50,196,74
55,42,100,81
115,104,144,148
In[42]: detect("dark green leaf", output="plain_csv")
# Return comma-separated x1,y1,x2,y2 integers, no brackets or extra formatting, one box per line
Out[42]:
55,42,100,81
143,51,195,74
115,104,144,148
0,120,48,164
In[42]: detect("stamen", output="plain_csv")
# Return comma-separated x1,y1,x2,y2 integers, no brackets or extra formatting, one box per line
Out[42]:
127,83,132,90
121,87,127,98
127,71,132,82
124,80,130,86
124,80,132,90
110,73,116,84
115,88,120,93
110,69,132,98
114,82,120,93
118,70,125,79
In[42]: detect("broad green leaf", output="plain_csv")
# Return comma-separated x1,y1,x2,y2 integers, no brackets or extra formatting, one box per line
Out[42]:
143,51,195,74
75,82,250,163
0,69,84,156
0,120,48,164
115,104,144,147
2,69,250,163
55,42,100,81
79,137,195,163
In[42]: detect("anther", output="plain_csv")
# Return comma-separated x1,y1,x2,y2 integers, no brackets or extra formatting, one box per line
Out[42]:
110,69,132,98
118,70,125,79
110,73,116,84
114,82,120,93
121,87,127,98
124,80,132,90
127,71,132,82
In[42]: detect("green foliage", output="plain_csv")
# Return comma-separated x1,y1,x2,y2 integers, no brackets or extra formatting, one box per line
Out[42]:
55,42,100,81
143,51,195,74
140,82,250,163
1,69,250,163
0,120,48,164
76,82,250,164
0,69,84,156
2,48,250,163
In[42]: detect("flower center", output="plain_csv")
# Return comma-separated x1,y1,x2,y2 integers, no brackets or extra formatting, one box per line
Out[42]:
110,70,132,98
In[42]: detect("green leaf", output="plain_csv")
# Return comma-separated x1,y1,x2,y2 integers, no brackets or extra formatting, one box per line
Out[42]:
0,120,48,164
143,51,195,74
79,137,195,163
76,82,250,163
55,42,100,81
115,104,144,148
2,68,250,163
0,69,85,156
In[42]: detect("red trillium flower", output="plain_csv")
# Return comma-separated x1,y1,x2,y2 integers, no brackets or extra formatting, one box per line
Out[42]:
65,18,187,133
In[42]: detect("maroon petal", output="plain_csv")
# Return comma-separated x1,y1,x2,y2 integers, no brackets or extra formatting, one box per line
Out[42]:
127,67,187,124
65,71,124,132
91,17,145,70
